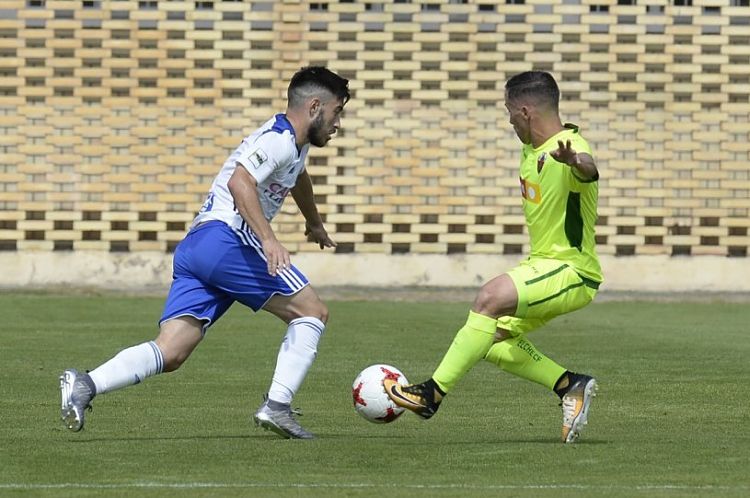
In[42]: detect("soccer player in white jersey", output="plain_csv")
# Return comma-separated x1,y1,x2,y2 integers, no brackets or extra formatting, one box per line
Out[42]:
59,66,350,439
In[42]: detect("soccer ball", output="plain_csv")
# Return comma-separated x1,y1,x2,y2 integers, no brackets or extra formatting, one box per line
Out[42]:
352,364,408,424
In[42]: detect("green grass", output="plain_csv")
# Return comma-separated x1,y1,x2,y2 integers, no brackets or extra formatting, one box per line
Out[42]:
1,294,748,497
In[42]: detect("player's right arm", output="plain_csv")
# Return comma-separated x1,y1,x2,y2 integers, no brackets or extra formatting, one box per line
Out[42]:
227,165,289,276
550,139,598,181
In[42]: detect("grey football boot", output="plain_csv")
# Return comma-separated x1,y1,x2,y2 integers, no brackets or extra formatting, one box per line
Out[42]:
59,369,96,432
253,397,314,439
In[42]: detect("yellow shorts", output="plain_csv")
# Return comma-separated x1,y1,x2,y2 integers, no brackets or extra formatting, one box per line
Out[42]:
497,258,600,336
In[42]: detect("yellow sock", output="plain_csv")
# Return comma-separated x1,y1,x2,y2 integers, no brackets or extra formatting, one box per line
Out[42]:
484,335,565,390
432,311,496,393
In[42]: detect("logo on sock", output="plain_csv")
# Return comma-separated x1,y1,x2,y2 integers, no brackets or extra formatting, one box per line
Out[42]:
517,338,542,361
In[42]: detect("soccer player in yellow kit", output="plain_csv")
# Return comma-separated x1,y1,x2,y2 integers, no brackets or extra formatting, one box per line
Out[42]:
385,71,603,443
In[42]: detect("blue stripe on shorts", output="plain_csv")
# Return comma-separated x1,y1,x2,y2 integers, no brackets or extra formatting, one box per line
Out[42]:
159,221,310,330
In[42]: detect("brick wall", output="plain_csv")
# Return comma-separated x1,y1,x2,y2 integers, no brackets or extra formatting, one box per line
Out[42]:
0,0,748,261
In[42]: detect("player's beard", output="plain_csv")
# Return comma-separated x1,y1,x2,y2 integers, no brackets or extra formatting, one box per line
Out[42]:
308,112,330,147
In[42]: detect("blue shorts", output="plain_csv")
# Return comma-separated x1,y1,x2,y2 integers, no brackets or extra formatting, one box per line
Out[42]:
159,221,309,331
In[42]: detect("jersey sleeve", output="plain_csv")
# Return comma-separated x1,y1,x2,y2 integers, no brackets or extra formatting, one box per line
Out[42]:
235,132,294,185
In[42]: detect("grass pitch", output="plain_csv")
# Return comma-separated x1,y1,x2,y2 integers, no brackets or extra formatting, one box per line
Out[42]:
1,293,748,497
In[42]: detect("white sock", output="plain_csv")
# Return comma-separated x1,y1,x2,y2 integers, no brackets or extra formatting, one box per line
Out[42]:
89,341,164,395
267,317,325,405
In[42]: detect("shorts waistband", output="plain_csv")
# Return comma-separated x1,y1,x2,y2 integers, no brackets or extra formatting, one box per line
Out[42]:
190,220,226,233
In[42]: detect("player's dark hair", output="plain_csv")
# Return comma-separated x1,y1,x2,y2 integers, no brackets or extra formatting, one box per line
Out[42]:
505,71,559,111
288,66,350,107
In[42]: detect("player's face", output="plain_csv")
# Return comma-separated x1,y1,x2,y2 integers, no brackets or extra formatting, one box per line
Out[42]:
309,97,344,147
505,96,531,145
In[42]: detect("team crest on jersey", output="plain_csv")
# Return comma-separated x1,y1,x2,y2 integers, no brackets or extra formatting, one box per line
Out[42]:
246,148,269,169
520,177,542,204
537,152,546,173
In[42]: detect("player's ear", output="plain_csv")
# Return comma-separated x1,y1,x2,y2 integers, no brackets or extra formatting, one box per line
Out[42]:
309,98,321,118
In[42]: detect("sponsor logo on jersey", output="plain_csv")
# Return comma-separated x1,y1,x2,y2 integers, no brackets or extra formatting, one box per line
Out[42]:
247,148,269,169
264,182,291,204
520,177,542,204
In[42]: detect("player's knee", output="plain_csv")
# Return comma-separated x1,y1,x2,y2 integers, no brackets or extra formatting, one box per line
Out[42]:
473,275,517,318
315,303,329,324
155,317,203,372
162,351,189,372
300,293,329,324
288,304,328,325
473,284,499,316
155,340,195,372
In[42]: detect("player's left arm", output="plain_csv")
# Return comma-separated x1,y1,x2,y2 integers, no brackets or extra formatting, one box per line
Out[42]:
550,139,599,181
291,169,336,250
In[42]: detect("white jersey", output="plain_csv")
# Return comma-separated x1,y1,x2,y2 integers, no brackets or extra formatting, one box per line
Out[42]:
192,114,309,232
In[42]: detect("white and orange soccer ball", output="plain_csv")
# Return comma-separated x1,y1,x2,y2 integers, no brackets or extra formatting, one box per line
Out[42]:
352,364,409,424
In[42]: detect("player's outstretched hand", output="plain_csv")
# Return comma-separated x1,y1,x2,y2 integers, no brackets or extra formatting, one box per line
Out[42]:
305,222,337,250
550,139,580,167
